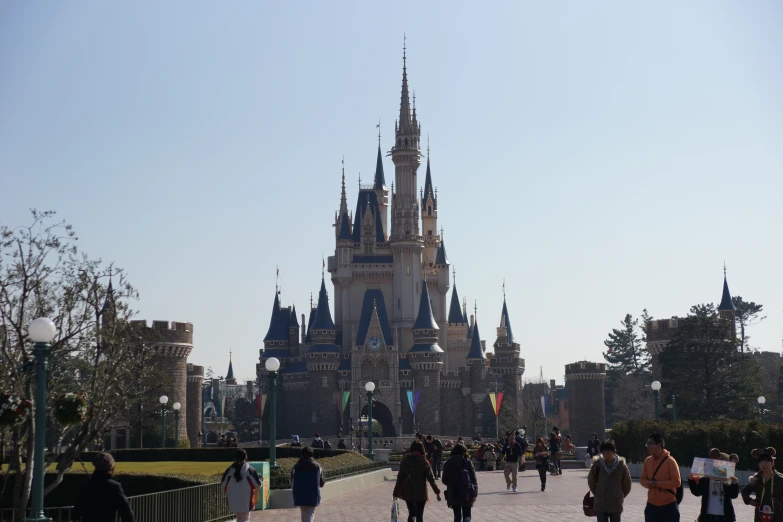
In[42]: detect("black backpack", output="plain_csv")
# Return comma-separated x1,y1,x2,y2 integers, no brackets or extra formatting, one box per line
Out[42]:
652,455,684,505
456,458,478,503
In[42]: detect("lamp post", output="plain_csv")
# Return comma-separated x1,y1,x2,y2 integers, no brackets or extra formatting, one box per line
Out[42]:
398,417,403,439
172,402,181,447
759,396,766,425
159,395,169,448
365,381,375,460
671,395,677,424
349,420,355,450
26,317,56,522
651,381,661,421
265,357,280,470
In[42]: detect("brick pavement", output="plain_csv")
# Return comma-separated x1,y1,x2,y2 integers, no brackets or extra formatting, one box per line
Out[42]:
251,468,756,521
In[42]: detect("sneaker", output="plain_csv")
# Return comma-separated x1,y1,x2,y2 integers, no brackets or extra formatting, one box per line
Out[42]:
541,483,546,491
512,485,517,492
507,484,511,491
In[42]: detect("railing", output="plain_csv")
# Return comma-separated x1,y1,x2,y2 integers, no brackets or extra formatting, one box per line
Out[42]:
0,482,232,522
270,460,387,489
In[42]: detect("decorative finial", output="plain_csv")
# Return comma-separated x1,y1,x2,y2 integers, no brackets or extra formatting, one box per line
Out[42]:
503,278,506,301
474,300,478,320
413,90,416,110
440,226,444,239
403,33,406,64
310,292,313,309
229,349,232,362
276,265,279,294
358,173,361,187
322,256,325,278
427,133,430,158
376,118,381,147
452,266,456,285
723,262,727,278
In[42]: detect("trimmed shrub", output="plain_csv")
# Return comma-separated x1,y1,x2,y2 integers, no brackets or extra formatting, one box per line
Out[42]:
610,420,783,470
78,446,346,463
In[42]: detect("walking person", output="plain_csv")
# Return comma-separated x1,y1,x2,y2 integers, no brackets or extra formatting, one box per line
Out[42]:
442,444,477,522
427,435,445,479
502,432,522,492
588,433,601,458
291,446,326,522
72,452,134,522
549,431,561,476
688,448,739,522
741,447,783,522
640,433,682,522
394,440,442,522
587,440,632,522
533,437,550,491
220,449,262,522
515,430,529,472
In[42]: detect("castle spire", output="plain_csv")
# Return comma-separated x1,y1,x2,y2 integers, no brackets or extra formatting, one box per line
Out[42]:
374,141,386,190
717,265,736,312
397,35,412,136
500,296,516,344
339,158,348,215
226,350,235,382
448,279,466,324
412,278,438,331
312,274,336,330
466,319,485,360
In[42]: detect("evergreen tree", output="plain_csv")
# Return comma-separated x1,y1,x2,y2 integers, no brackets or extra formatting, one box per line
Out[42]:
732,296,765,352
658,304,760,420
603,314,651,377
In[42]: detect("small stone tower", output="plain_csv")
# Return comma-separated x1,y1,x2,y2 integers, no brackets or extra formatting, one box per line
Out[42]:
407,280,444,434
307,276,341,436
465,320,488,436
717,267,737,338
186,364,204,447
565,361,606,443
491,298,525,426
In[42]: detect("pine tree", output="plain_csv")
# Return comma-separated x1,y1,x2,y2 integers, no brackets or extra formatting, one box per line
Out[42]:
732,296,765,352
603,314,651,377
658,304,760,420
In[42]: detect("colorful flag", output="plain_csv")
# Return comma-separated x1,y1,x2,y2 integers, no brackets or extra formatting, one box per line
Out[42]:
342,391,350,413
336,391,350,421
255,393,267,417
496,392,504,416
489,392,505,417
406,390,421,416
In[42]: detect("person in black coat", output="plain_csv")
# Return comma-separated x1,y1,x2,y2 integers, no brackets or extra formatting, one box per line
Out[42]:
688,448,739,522
72,452,134,522
441,444,477,522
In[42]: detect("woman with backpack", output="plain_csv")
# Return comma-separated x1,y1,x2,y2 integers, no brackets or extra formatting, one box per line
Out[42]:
220,449,262,522
394,440,441,522
442,444,478,522
534,437,551,492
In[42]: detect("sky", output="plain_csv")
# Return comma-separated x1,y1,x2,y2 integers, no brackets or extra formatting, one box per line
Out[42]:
1,1,781,385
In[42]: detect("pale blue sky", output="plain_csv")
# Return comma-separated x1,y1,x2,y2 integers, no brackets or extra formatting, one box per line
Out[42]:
2,1,781,385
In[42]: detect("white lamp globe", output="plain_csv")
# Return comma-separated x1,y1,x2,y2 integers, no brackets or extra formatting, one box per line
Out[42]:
365,381,375,393
173,402,181,411
759,396,766,405
28,317,56,343
159,395,169,405
651,381,662,391
265,357,281,372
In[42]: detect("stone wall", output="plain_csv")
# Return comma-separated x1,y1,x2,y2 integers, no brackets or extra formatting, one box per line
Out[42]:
565,361,606,443
186,364,204,447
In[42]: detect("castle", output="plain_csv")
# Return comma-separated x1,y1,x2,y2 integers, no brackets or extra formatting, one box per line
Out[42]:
256,46,526,439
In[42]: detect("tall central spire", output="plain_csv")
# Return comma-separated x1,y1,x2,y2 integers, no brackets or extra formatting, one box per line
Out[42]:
398,36,412,135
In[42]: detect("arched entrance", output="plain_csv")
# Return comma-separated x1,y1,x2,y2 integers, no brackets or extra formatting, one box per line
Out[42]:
361,399,396,437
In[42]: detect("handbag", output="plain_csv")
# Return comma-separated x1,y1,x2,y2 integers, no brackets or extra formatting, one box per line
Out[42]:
393,477,408,499
583,491,596,517
391,498,401,522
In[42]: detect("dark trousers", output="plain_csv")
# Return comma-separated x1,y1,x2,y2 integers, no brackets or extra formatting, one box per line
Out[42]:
433,454,443,477
537,467,547,486
405,500,426,522
452,505,472,522
596,513,621,522
644,502,679,522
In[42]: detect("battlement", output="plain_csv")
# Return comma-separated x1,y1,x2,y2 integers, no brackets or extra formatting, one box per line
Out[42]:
565,360,606,377
187,364,205,382
130,319,194,344
646,318,679,343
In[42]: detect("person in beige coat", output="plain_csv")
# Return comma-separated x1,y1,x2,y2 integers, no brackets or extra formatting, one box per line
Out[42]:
588,440,632,522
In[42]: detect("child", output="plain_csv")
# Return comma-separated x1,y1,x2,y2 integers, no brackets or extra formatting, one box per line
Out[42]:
221,449,262,522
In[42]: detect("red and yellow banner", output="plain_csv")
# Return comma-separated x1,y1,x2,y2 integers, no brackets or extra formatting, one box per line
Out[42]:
489,392,504,417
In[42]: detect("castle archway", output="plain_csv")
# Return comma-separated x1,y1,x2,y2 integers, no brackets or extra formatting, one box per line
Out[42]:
361,399,396,437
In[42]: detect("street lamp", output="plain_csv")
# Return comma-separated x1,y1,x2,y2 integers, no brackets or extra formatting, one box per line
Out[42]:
759,396,767,424
651,381,661,421
365,381,375,460
159,395,169,448
172,402,181,447
349,420,355,450
265,357,280,470
27,317,56,522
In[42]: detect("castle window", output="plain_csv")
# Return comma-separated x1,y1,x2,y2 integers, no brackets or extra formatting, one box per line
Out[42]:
424,376,430,387
322,376,327,388
428,207,431,216
312,411,317,423
397,298,401,310
405,138,408,145
428,230,432,236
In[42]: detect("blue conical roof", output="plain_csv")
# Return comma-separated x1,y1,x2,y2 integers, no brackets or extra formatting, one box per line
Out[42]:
501,299,515,344
374,145,385,190
289,305,299,327
312,277,336,330
435,240,449,266
718,276,736,311
422,159,436,209
466,320,485,360
338,212,352,240
226,359,235,380
448,286,466,324
412,281,439,330
263,292,290,342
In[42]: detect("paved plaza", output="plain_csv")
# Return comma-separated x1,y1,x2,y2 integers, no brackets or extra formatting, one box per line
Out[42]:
251,467,756,521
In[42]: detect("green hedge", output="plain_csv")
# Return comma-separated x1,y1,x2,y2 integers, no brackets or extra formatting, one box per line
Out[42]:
78,446,346,463
610,420,783,470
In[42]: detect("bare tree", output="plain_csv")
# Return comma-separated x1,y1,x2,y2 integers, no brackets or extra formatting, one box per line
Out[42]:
0,210,159,511
611,374,653,422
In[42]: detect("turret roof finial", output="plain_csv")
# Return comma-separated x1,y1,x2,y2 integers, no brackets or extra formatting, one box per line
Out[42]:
276,265,279,295
724,261,727,278
503,278,506,301
322,256,325,279
474,300,478,321
377,118,381,147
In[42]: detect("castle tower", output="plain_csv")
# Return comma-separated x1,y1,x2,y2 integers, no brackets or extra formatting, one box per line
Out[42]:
421,157,438,264
374,142,389,235
717,267,737,338
148,320,193,443
490,297,525,428
407,279,444,434
390,43,424,346
466,320,488,436
225,353,237,385
186,364,204,447
307,275,341,436
564,361,606,443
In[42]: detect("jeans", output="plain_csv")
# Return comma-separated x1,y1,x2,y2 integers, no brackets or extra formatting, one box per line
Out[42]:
405,500,426,522
644,502,679,522
452,505,472,522
596,513,621,522
503,462,518,487
433,454,443,477
299,506,316,522
537,467,547,487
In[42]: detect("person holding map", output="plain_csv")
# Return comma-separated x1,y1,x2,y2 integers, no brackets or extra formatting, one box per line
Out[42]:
688,448,739,522
742,447,783,522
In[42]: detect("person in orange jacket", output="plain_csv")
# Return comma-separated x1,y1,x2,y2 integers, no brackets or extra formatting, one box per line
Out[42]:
640,433,682,522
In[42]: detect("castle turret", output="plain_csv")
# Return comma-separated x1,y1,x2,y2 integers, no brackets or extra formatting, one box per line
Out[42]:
374,143,389,235
407,280,443,434
490,295,525,433
565,361,606,442
186,364,204,447
225,353,237,385
717,267,737,338
421,157,438,265
307,275,340,436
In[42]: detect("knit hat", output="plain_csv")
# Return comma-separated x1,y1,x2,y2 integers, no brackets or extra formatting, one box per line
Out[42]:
752,447,777,462
92,452,115,472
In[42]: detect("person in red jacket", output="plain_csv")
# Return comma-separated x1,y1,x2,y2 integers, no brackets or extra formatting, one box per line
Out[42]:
640,433,682,522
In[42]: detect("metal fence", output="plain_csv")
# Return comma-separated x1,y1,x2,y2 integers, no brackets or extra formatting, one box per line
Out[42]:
0,482,233,522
